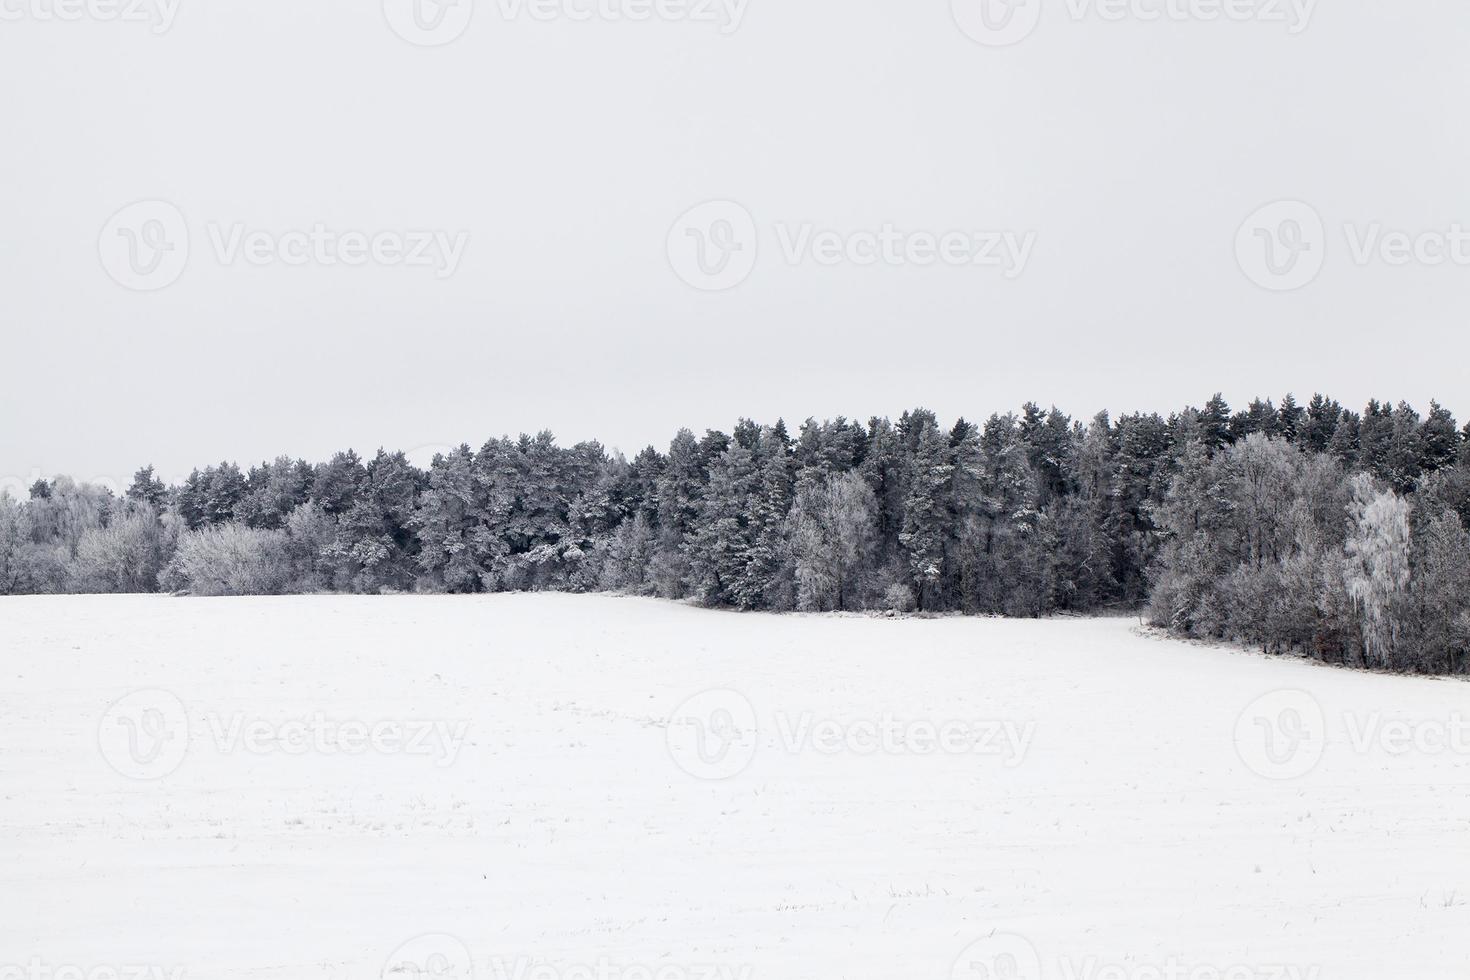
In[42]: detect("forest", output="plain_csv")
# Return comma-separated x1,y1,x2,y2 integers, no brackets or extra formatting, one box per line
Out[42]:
2,394,1468,674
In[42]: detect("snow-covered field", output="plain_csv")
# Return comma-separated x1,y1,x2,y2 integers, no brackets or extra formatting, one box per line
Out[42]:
1,594,1467,980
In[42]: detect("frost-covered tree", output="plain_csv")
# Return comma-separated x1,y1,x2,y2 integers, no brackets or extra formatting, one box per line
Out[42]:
4,392,1465,673
898,414,952,611
790,470,878,612
1344,474,1413,670
72,500,176,593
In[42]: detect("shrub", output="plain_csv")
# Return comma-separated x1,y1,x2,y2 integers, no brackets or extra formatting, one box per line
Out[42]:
162,523,292,596
71,503,177,593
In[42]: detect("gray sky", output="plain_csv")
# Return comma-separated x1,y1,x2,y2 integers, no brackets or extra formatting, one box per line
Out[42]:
3,0,1468,488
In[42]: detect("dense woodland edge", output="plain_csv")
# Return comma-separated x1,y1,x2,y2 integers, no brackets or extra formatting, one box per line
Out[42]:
3,394,1470,674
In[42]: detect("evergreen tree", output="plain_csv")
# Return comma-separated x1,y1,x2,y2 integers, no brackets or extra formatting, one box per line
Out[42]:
1198,394,1232,454
1301,394,1342,453
687,441,760,606
1419,401,1459,475
898,414,953,611
127,466,168,510
1278,393,1304,443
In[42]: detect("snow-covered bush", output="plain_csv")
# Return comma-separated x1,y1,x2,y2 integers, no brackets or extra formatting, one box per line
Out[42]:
162,523,292,596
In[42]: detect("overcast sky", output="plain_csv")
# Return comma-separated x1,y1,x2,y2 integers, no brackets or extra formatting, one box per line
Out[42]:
3,0,1468,487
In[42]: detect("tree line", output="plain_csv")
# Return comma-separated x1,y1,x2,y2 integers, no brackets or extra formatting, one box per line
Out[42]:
2,394,1468,673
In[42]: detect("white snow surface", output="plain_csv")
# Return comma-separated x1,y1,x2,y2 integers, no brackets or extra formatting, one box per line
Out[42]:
1,593,1467,980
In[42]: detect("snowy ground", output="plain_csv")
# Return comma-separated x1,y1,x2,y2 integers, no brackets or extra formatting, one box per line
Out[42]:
1,594,1467,980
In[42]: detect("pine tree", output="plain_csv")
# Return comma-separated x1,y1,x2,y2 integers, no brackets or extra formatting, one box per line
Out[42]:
311,451,367,518
652,429,703,598
411,445,486,592
1278,393,1304,443
739,428,795,610
1301,394,1342,453
898,415,953,611
1199,394,1232,454
1419,401,1459,475
859,416,906,576
1327,410,1360,468
1409,509,1470,674
1380,402,1424,493
125,466,167,510
332,449,421,591
687,441,760,606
